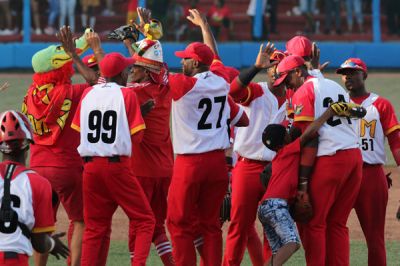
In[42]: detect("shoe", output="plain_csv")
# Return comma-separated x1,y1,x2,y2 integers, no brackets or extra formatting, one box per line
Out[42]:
44,26,55,35
34,28,42,35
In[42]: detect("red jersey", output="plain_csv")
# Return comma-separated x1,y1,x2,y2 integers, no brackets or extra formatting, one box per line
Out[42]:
207,5,230,27
29,84,88,168
128,82,174,177
262,138,301,202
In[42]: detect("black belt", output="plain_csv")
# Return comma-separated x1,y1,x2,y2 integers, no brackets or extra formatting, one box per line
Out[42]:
4,252,18,259
83,156,121,163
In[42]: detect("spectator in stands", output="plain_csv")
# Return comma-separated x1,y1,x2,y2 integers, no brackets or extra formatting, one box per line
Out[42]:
10,0,22,33
345,0,363,33
127,0,138,24
184,0,202,40
247,0,267,40
165,0,186,41
149,0,169,27
81,0,99,30
386,0,400,35
266,0,278,34
31,0,42,34
207,0,232,41
44,0,59,35
102,0,114,16
300,0,316,34
0,0,13,35
324,0,342,34
59,0,76,33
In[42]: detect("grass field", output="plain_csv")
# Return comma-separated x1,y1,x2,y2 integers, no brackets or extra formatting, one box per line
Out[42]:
1,71,400,265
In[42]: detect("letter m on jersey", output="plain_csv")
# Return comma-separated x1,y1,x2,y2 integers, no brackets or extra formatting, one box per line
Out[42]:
360,119,377,138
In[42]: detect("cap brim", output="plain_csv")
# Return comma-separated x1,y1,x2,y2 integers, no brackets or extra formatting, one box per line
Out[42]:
175,50,188,59
273,72,289,87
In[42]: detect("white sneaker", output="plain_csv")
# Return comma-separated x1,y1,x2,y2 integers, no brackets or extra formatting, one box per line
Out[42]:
44,26,55,35
34,28,42,35
0,30,5,36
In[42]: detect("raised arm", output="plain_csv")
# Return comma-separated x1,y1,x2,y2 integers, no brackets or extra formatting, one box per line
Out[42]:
186,9,219,56
57,26,98,85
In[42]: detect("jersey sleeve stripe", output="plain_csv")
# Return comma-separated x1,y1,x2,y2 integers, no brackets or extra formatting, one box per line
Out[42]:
294,116,314,122
241,86,252,105
32,226,56,233
230,106,244,126
71,123,80,132
385,125,400,136
130,124,146,135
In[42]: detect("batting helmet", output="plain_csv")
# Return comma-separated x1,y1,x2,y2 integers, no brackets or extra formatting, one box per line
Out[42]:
0,110,33,154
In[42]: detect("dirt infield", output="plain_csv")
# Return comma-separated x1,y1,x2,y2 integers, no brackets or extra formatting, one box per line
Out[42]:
54,166,400,242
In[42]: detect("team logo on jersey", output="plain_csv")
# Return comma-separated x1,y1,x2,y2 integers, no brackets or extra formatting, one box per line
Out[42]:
294,104,304,115
360,119,377,138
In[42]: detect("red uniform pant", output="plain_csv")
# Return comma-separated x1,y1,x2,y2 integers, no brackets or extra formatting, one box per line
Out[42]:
0,252,28,266
167,150,228,266
298,148,362,266
223,159,269,266
354,164,388,266
128,176,171,257
80,157,155,266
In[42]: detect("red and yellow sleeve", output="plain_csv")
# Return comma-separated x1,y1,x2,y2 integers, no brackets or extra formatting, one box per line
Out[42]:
29,173,55,234
168,73,197,101
229,81,263,106
375,97,400,136
292,83,315,122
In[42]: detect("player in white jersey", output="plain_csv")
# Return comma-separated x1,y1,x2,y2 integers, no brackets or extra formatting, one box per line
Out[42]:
336,58,400,266
274,55,363,265
0,110,68,266
167,38,248,266
71,52,155,266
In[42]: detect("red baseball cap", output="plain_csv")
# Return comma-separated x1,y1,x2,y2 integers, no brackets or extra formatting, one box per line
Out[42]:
82,54,98,68
175,42,214,66
99,52,135,78
273,55,305,87
336,58,368,74
286,36,312,57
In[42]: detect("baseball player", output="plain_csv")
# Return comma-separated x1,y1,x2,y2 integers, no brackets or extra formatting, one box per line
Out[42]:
166,38,248,266
0,110,69,266
71,52,155,266
259,102,364,266
223,43,291,266
274,55,363,265
120,38,174,265
336,58,400,266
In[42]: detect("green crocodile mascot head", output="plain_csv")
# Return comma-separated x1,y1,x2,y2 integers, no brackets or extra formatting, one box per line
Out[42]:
31,29,91,73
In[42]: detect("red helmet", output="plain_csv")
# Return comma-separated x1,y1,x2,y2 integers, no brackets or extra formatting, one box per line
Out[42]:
0,110,33,154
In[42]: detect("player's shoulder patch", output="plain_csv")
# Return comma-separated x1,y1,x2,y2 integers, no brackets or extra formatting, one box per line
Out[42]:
294,104,304,115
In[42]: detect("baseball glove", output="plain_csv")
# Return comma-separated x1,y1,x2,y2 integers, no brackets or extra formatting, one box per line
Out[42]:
220,191,231,223
330,102,367,118
386,172,393,189
107,25,139,42
260,162,272,190
290,191,313,223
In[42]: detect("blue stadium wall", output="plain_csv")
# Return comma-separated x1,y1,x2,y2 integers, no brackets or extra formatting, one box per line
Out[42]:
1,42,400,69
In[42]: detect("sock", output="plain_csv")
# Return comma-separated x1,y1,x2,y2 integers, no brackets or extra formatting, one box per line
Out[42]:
154,235,174,266
194,236,204,266
89,16,96,29
81,14,87,28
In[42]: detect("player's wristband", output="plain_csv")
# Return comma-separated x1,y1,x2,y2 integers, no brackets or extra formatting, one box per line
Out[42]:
48,237,56,253
238,65,261,86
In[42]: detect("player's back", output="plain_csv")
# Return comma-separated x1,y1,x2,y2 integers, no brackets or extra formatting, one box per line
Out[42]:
76,83,134,157
294,77,359,156
0,161,54,256
171,71,231,154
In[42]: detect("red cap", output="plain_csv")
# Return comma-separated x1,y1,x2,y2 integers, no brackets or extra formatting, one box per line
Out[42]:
175,42,214,66
270,50,287,62
0,110,33,154
273,55,305,87
99,52,135,78
336,58,368,74
82,54,98,68
286,36,312,57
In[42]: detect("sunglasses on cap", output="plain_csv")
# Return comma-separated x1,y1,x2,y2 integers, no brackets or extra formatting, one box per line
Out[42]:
339,60,363,70
88,55,97,64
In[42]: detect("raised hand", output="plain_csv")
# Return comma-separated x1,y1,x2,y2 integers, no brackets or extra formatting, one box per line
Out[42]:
187,9,207,27
0,82,9,92
310,42,329,71
49,232,69,260
254,42,278,69
56,26,76,58
85,31,102,53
